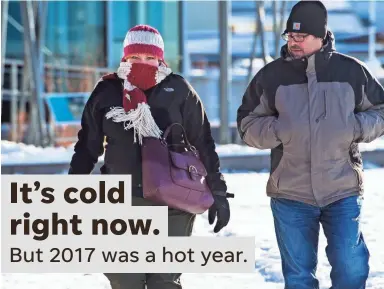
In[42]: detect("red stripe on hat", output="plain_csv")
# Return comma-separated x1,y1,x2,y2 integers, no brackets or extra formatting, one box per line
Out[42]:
129,25,160,34
124,44,164,60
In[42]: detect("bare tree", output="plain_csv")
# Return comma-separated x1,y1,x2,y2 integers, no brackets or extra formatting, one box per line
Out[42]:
257,1,270,65
278,1,287,58
20,1,49,146
246,1,259,85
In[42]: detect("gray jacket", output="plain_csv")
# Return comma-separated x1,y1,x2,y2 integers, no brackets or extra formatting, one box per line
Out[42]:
237,31,384,207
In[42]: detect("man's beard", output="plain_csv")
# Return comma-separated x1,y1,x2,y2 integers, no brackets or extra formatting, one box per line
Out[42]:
288,45,322,60
288,46,305,59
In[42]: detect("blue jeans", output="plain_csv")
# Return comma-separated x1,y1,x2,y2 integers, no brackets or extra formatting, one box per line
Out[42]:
271,196,370,289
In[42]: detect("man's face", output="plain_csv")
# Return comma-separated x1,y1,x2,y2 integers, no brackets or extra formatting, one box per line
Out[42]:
285,33,323,59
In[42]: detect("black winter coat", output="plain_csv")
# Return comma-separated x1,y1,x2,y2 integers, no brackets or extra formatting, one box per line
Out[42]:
68,73,227,197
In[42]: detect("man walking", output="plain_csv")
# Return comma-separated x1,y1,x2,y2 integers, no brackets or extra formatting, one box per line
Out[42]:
237,1,384,288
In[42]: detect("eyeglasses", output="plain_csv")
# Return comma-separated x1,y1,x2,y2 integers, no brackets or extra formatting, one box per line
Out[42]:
281,33,310,42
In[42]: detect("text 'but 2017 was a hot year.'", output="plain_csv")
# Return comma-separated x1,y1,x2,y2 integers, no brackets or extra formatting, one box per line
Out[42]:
10,247,247,267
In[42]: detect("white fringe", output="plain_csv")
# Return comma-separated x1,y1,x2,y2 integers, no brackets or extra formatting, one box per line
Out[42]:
105,103,162,144
123,81,136,93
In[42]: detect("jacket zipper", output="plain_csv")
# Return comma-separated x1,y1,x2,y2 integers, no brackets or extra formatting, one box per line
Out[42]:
312,91,328,204
323,91,327,120
308,84,318,206
315,91,327,123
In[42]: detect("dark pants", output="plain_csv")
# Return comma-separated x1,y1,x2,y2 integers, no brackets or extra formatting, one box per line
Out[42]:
104,197,196,289
271,196,370,289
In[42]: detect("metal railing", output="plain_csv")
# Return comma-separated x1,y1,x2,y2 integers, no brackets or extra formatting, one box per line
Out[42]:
2,58,248,145
5,57,383,146
1,58,111,145
2,58,111,95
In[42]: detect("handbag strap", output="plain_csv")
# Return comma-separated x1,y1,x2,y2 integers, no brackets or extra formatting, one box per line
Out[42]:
162,123,192,147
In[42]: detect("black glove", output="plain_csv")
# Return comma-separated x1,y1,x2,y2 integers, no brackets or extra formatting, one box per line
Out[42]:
208,191,234,233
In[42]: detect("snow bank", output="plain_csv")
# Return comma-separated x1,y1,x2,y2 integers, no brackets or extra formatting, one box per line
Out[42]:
2,138,384,165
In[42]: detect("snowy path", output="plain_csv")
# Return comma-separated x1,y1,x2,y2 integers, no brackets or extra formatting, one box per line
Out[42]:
2,169,383,289
184,169,384,289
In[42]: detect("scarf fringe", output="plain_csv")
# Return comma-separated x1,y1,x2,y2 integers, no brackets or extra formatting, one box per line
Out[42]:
105,103,163,144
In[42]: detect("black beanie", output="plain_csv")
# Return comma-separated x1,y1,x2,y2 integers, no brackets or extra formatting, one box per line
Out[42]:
284,0,328,39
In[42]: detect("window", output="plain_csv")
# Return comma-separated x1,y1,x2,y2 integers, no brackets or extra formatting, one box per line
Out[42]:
45,1,106,67
6,1,106,66
107,1,181,72
5,1,24,59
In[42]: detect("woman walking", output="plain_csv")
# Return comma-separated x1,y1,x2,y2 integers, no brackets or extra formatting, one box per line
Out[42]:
68,24,233,289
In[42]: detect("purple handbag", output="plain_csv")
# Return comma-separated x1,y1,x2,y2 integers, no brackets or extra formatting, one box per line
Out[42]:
141,123,214,214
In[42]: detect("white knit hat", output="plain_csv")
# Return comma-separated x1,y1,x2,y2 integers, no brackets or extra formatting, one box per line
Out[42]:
122,24,165,61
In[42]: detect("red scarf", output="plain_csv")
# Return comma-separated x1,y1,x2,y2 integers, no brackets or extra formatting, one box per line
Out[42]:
104,61,172,144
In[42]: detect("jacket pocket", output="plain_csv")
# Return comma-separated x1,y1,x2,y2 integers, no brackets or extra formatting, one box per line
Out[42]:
270,155,285,190
274,119,292,146
347,157,363,188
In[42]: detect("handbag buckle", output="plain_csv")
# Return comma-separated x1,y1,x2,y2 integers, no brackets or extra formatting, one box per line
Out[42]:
188,165,198,180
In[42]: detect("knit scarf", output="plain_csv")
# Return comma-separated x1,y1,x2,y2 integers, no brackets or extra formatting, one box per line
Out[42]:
105,61,172,144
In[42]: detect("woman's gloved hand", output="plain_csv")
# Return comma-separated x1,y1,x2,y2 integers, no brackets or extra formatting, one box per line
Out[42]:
208,191,234,233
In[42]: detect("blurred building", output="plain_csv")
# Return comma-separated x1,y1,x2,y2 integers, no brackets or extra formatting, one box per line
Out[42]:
4,1,181,71
2,0,183,145
2,0,384,145
185,0,384,129
187,1,384,68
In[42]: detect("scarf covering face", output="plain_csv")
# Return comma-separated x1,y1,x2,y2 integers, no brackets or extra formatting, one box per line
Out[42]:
105,61,172,144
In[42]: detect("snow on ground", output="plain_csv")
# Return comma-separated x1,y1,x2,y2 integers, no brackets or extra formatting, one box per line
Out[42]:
183,169,384,289
2,138,384,164
1,169,384,289
1,140,384,288
1,141,78,165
